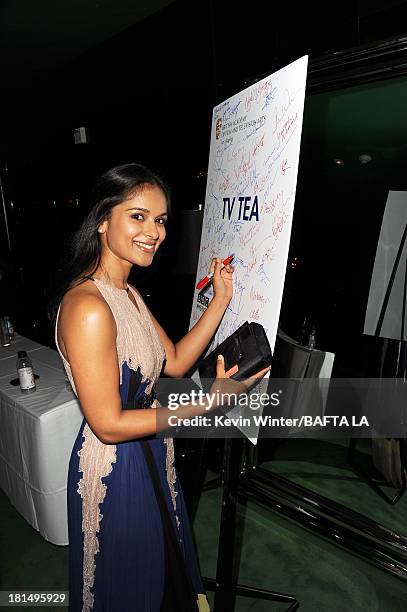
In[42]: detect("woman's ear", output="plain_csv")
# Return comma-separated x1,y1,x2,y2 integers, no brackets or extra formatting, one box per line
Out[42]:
98,221,108,234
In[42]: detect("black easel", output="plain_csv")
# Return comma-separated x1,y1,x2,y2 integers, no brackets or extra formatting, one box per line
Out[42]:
349,220,407,504
202,437,300,611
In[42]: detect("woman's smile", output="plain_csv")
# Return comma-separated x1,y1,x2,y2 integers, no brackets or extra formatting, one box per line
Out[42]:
132,240,156,253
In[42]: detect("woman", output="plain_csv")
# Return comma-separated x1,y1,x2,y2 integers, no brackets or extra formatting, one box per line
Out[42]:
52,163,267,612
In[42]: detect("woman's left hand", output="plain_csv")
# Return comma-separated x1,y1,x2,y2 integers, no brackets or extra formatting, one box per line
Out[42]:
210,257,235,303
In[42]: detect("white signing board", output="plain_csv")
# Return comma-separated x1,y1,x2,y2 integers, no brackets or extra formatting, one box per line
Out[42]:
190,56,308,354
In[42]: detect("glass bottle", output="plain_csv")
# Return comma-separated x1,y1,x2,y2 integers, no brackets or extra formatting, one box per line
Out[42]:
300,315,309,345
4,316,15,341
0,317,11,347
308,325,316,349
16,350,36,394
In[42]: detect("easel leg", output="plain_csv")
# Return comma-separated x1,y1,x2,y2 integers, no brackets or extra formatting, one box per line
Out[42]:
213,438,241,611
203,437,300,611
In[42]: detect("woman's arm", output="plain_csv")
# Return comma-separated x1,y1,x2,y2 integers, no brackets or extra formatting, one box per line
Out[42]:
59,293,266,444
145,258,234,377
59,293,157,443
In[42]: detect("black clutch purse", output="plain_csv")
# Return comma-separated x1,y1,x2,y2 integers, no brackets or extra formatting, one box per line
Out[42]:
198,321,272,385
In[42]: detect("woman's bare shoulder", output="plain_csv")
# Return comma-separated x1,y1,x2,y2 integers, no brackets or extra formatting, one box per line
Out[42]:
57,281,116,360
59,280,114,329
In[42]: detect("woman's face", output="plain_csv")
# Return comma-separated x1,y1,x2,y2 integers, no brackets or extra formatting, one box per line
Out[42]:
99,184,168,268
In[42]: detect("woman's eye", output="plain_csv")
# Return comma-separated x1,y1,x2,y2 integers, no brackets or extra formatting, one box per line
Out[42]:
131,213,144,221
156,218,167,226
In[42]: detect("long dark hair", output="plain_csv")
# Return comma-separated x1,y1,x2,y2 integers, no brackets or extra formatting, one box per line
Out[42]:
48,163,170,327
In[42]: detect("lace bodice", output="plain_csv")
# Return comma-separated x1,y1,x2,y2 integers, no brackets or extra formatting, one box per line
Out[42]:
55,278,166,395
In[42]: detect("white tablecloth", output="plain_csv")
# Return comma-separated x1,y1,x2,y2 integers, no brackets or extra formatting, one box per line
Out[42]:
0,335,83,545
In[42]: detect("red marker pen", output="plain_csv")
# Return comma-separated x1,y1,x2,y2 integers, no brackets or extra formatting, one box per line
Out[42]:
196,255,234,290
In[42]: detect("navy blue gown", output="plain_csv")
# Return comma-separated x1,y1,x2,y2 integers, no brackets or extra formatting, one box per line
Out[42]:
55,278,209,612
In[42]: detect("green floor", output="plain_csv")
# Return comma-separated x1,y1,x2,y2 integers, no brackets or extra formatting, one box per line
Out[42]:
1,439,407,611
261,438,407,535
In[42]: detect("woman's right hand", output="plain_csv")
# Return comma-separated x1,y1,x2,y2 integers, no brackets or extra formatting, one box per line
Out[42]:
210,258,235,303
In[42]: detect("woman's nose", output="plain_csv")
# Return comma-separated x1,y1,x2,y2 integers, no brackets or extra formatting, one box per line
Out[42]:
143,219,159,239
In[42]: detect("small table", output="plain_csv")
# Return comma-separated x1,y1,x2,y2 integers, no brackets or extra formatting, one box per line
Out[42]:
0,335,83,545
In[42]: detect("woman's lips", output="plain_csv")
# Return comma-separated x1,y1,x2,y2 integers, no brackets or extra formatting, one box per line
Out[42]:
133,240,156,253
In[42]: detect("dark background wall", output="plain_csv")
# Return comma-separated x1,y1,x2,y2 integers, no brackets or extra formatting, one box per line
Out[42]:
1,0,407,374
